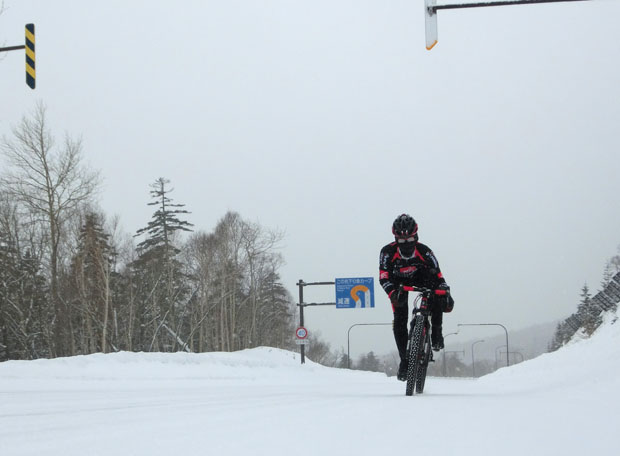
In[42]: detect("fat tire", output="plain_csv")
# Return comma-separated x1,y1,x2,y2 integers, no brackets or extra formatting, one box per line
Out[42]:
415,332,431,393
405,315,425,396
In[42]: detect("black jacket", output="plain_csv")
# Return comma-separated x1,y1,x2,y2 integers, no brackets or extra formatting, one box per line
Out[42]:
379,241,447,299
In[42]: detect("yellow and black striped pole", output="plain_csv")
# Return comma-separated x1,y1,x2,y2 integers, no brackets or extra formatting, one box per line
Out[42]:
25,23,35,89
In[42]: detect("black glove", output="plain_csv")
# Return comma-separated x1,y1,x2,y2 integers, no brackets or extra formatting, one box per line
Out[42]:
435,283,454,312
390,288,404,307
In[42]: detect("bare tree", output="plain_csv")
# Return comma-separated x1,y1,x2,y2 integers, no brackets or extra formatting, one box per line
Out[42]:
1,103,100,356
184,212,294,352
241,219,284,347
306,332,336,366
184,231,219,352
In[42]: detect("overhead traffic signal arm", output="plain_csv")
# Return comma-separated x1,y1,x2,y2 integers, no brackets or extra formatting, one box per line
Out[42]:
0,44,25,52
425,0,592,50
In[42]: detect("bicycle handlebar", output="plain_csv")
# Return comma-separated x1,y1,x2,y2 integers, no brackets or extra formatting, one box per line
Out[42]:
401,285,448,296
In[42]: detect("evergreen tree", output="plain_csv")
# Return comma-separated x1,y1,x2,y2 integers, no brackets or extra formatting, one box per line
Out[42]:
549,322,567,352
356,351,382,372
132,178,193,352
601,263,614,289
67,212,116,354
364,351,382,372
0,201,50,360
576,283,591,324
254,268,295,349
335,349,350,369
576,283,602,336
0,238,49,360
17,249,50,358
0,232,19,360
135,178,193,257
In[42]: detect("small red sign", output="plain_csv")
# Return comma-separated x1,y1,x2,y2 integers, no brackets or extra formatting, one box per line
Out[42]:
295,327,308,339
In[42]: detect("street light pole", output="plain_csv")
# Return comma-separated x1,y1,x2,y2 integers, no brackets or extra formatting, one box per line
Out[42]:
442,331,459,377
495,345,507,370
458,323,510,366
471,339,485,378
347,323,392,369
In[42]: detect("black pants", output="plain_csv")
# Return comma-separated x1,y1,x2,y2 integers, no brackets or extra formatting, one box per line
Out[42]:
393,297,443,361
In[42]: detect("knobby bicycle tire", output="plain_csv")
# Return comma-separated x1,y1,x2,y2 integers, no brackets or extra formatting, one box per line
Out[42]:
416,328,431,393
405,315,425,396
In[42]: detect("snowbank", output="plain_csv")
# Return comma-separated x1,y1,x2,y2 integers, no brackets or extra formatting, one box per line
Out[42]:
0,347,337,387
478,308,620,394
1,313,620,456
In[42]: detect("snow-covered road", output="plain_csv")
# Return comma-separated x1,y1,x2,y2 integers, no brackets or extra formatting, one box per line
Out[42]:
2,312,618,456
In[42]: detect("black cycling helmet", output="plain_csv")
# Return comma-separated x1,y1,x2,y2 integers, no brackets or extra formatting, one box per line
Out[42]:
392,214,418,238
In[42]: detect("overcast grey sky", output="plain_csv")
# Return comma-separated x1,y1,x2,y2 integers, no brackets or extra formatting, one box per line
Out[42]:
2,0,619,358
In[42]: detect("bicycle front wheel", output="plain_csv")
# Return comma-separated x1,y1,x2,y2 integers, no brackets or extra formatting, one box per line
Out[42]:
405,315,425,396
416,328,431,394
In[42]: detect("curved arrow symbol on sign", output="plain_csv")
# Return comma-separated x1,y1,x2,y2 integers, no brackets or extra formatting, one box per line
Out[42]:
350,285,370,308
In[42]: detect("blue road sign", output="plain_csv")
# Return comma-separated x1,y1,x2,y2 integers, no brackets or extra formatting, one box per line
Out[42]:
335,277,375,309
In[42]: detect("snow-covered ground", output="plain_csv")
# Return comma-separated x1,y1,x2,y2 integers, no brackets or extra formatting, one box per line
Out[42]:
2,311,619,456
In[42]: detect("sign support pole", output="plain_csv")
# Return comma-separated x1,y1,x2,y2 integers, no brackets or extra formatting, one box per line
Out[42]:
298,280,304,364
296,280,336,364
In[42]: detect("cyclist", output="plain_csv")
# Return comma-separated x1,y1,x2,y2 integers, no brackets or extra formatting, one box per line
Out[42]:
380,214,454,381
